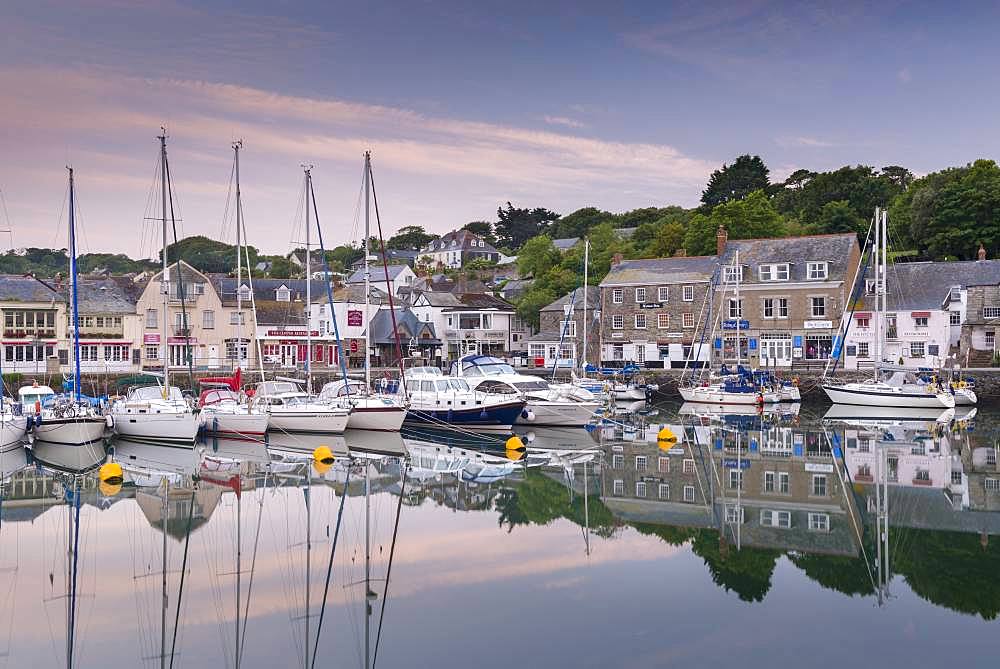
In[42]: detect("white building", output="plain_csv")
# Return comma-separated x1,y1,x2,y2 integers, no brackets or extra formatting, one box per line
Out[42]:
345,263,416,297
418,229,500,269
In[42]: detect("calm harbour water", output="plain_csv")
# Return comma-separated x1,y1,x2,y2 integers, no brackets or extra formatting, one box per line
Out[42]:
2,398,998,668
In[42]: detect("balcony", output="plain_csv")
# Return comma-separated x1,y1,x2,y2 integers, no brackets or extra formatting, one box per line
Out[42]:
3,329,56,339
912,476,933,486
446,328,508,343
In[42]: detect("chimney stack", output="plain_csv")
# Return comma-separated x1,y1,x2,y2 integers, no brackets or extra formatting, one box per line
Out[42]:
716,225,728,257
978,243,987,261
611,252,624,266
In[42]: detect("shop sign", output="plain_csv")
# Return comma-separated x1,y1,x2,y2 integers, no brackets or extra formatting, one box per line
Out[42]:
722,319,750,330
143,333,160,344
805,463,834,473
804,320,833,329
347,310,363,327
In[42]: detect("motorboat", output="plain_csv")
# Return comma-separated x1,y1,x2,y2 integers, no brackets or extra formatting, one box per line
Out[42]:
450,355,602,427
19,382,108,446
253,380,350,434
111,385,202,444
400,367,526,430
822,372,955,409
198,388,269,439
318,379,406,432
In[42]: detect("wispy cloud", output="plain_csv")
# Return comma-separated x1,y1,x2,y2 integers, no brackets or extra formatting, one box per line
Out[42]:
774,136,835,149
542,115,587,129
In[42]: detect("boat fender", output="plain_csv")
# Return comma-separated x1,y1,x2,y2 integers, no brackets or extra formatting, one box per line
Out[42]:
105,414,115,429
521,409,536,422
34,414,43,428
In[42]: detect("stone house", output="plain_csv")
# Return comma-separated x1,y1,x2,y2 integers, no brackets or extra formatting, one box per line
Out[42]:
0,274,65,375
714,230,861,368
959,251,1000,366
598,255,717,367
525,286,600,368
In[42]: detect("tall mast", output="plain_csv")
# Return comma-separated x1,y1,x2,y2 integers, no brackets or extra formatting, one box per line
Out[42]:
364,460,371,669
873,207,883,376
364,152,372,389
159,131,170,395
67,167,81,402
582,238,589,370
160,480,168,669
734,249,741,367
234,141,244,364
303,166,313,395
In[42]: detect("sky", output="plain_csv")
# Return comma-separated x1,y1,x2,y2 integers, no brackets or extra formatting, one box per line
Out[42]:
1,0,998,257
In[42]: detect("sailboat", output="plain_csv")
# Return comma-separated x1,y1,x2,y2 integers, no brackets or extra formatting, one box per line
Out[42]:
199,141,269,438
1,355,28,451
111,132,202,443
25,168,108,447
318,152,406,431
822,208,955,409
679,250,782,405
254,166,350,434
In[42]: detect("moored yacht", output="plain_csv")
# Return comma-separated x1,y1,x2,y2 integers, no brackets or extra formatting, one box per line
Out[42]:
450,355,602,427
1,397,28,451
401,366,526,430
822,372,955,409
319,379,406,432
198,388,269,439
111,385,202,443
253,380,350,434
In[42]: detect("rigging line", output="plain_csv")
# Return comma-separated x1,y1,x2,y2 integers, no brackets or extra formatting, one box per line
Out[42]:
168,489,197,669
367,161,407,388
238,471,270,665
309,464,352,669
372,461,407,669
164,152,196,390
219,158,237,246
67,481,82,669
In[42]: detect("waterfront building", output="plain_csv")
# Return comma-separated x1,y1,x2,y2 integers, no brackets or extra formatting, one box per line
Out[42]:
0,274,65,375
525,286,599,368
68,277,143,373
598,254,717,367
418,229,500,269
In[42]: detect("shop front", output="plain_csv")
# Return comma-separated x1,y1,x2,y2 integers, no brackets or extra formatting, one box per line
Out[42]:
258,328,337,369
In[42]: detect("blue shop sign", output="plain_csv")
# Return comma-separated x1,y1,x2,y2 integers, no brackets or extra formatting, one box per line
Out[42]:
722,458,751,469
722,319,750,330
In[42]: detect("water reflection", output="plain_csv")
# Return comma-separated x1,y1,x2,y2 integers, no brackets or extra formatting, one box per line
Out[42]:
0,399,997,667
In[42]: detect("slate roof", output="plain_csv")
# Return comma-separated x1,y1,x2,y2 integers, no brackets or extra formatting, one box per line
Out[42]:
351,248,418,268
540,286,600,312
720,233,858,284
211,277,329,307
254,300,307,327
368,308,441,345
500,277,534,295
346,263,411,284
0,274,63,303
447,293,515,312
552,237,580,251
412,291,464,308
72,278,138,314
600,256,718,287
420,229,499,255
859,259,1000,311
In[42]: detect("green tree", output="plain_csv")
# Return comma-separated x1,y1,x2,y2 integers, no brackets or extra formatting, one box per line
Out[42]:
701,154,770,209
495,202,560,250
548,207,612,239
515,285,557,330
773,165,905,233
386,225,435,249
682,213,717,256
267,256,295,279
460,221,497,246
684,191,786,255
516,235,560,279
817,200,866,235
163,236,259,274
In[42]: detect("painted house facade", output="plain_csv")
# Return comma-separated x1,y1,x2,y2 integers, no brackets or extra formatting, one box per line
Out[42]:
0,274,65,375
441,293,516,359
418,229,500,269
345,263,417,297
68,277,144,373
526,286,600,368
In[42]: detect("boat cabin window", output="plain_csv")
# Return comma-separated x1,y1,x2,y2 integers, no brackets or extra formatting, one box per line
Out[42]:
448,379,470,392
477,380,518,394
420,381,435,392
130,385,183,401
406,381,421,393
435,380,453,391
460,357,516,376
259,381,299,395
201,389,240,405
513,380,549,391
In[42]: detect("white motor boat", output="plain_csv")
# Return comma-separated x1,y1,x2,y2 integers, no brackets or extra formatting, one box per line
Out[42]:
198,388,269,439
400,367,527,430
822,371,955,409
450,355,602,427
318,379,406,432
679,382,782,405
19,384,108,446
1,400,28,451
111,385,202,444
254,380,350,434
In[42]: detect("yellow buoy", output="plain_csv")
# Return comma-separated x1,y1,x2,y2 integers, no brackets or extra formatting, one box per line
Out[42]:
657,427,677,443
99,479,123,497
312,459,333,475
313,446,335,465
505,448,525,462
505,436,525,451
98,461,124,484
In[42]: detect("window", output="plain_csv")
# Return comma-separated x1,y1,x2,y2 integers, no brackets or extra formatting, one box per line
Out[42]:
778,472,790,494
202,310,215,329
635,455,647,471
764,471,776,492
658,287,669,302
985,478,999,492
987,331,996,347
910,341,926,358
682,285,694,301
857,342,870,358
763,298,774,319
146,309,158,328
807,262,828,279
776,298,788,318
951,470,963,485
725,504,744,523
612,344,624,360
728,299,743,319
657,313,670,329
612,288,623,304
658,483,670,500
612,454,624,469
683,485,695,502
612,314,624,330
983,307,1000,319
950,311,961,326
658,457,670,473
80,345,98,362
811,297,826,317
811,474,828,496
914,316,928,327
560,320,576,337
113,316,122,328
635,344,646,363
275,286,291,302
761,509,791,528
856,315,870,328
635,287,646,303
613,480,624,496
723,265,743,283
682,313,695,328
808,513,830,532
95,316,105,328
758,263,789,281
144,344,159,360
634,314,646,329
226,338,249,361
635,481,647,498
683,459,695,474
728,469,743,490
238,285,252,301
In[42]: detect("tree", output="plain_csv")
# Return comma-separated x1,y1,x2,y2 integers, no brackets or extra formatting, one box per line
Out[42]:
386,225,435,250
548,207,612,239
817,200,866,235
701,154,770,209
783,168,817,190
495,202,560,251
881,165,914,190
267,256,295,279
773,165,905,232
163,235,259,274
682,213,717,256
460,221,497,246
516,235,560,279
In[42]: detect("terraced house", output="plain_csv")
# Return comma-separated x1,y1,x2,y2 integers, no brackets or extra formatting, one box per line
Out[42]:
598,255,717,367
714,230,861,368
0,274,65,375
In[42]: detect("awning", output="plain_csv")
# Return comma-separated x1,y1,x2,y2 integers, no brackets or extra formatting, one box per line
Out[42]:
910,311,931,318
853,312,871,319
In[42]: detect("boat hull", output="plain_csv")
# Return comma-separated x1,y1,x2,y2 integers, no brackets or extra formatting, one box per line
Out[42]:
32,416,107,446
200,410,270,438
347,405,407,431
266,410,350,434
1,416,28,450
612,387,647,401
404,401,525,430
517,400,601,427
679,386,780,405
113,410,202,444
822,384,955,408
953,388,977,406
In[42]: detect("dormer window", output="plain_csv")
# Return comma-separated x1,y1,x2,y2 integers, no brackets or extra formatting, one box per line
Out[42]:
238,284,251,301
451,240,457,248
276,286,291,302
807,262,828,280
723,266,744,283
865,279,876,295
758,263,789,282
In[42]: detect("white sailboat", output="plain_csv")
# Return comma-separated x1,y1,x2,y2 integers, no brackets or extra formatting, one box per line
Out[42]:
28,168,108,447
822,208,955,409
112,132,201,444
1,366,28,450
